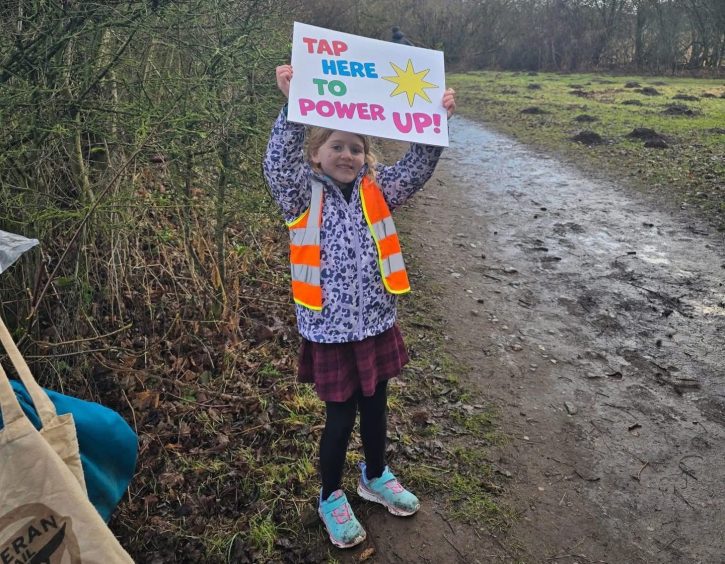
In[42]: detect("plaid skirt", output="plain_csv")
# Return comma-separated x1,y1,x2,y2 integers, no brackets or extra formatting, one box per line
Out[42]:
298,324,409,402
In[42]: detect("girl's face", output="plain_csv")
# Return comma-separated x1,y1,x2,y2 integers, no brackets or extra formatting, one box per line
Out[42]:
311,131,366,186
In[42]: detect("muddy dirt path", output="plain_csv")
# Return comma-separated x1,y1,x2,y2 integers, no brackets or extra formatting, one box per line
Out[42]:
334,117,724,564
399,117,724,563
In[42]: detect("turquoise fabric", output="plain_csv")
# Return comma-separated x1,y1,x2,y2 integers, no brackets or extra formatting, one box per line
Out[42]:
2,380,138,522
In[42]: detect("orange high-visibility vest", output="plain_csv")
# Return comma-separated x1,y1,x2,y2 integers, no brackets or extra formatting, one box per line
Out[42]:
359,176,410,295
287,177,410,311
287,180,324,311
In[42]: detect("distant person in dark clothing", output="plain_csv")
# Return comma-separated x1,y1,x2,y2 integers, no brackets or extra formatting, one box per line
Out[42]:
391,26,413,46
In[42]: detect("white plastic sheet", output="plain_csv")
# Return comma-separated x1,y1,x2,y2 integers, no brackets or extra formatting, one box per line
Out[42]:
0,230,39,274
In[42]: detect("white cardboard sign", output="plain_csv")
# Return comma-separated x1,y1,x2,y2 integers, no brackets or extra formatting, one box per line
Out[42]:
288,22,448,147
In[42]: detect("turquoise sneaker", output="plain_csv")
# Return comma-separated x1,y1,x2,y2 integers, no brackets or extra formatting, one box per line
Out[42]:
318,489,366,548
357,462,420,516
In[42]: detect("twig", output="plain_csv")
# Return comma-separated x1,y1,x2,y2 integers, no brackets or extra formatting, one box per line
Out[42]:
162,391,234,409
247,225,270,271
435,509,456,535
574,469,600,482
120,387,139,436
32,323,132,348
443,534,466,560
678,455,703,481
673,486,694,509
24,347,121,359
633,461,649,481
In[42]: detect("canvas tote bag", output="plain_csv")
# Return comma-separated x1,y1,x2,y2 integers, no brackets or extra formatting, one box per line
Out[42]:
0,316,86,491
0,364,134,562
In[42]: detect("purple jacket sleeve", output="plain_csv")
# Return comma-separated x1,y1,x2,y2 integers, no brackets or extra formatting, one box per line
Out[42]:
375,143,444,210
263,108,311,223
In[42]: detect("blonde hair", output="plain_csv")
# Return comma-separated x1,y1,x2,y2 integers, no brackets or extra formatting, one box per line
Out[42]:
305,127,378,180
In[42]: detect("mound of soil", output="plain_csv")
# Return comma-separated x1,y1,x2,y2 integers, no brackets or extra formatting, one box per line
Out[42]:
662,104,696,116
672,94,699,101
624,81,641,88
626,127,659,140
521,106,547,115
701,93,717,98
622,99,643,106
574,114,598,123
571,130,604,145
637,87,661,96
644,138,669,149
501,88,518,95
626,127,669,148
569,89,589,98
527,83,542,90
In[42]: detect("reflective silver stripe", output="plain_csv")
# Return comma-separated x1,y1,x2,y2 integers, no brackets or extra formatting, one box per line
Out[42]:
290,180,324,246
309,179,324,220
371,217,396,242
291,264,320,285
381,252,405,277
290,226,319,246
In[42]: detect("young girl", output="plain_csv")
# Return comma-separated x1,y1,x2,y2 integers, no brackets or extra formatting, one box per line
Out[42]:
264,64,456,549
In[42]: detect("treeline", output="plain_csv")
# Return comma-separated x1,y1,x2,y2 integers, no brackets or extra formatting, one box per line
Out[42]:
1,0,721,370
1,0,294,348
297,0,725,73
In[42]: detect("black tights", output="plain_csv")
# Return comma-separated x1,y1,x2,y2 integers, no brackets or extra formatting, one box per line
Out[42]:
320,381,388,500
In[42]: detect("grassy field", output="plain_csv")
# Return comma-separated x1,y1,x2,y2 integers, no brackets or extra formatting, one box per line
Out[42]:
447,71,725,228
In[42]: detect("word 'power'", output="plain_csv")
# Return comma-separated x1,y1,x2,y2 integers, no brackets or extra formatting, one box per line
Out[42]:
299,99,385,121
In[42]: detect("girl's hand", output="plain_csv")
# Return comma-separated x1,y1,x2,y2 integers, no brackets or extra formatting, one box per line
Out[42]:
276,65,293,99
442,88,456,118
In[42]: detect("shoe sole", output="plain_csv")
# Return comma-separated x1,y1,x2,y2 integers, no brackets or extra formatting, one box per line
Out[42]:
357,482,420,517
318,509,366,549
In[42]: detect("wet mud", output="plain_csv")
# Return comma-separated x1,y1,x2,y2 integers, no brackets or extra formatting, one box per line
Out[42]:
401,117,724,563
334,117,724,563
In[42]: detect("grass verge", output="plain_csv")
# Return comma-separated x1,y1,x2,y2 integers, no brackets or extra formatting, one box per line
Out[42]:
447,71,725,229
98,170,513,562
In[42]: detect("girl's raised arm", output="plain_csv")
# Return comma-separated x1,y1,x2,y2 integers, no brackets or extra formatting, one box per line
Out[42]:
263,65,312,221
276,65,293,99
375,88,456,208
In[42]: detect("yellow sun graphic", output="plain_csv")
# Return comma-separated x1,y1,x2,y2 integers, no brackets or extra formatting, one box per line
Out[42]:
382,59,438,107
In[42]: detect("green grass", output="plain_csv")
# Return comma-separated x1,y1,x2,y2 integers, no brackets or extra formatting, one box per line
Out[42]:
248,513,279,555
403,445,514,530
447,71,725,226
387,258,514,535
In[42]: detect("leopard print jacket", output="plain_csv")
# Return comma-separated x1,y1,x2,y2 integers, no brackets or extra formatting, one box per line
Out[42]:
263,109,444,343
